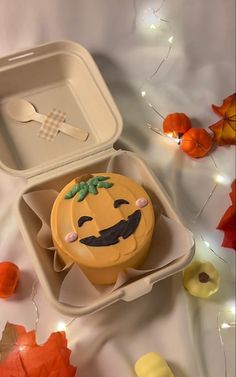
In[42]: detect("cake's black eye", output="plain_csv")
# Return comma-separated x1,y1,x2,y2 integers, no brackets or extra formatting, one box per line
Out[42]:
78,216,93,227
114,199,129,208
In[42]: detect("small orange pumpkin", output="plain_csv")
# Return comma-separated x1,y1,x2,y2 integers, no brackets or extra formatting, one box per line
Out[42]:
0,261,20,298
163,113,192,138
181,128,213,158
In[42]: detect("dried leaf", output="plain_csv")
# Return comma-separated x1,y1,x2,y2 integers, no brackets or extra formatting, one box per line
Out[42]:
0,322,19,362
217,179,236,251
217,206,236,231
0,322,77,377
222,229,236,250
209,93,236,145
229,179,236,205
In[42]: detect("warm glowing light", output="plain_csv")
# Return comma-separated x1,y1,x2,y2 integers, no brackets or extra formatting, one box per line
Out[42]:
204,240,210,248
141,90,146,97
165,132,180,144
221,322,231,329
139,7,161,32
231,305,236,315
56,321,67,332
214,174,230,185
215,174,225,183
19,345,25,351
172,138,181,144
168,36,174,44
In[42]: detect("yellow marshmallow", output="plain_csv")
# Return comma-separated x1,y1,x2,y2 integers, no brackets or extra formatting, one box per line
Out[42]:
134,352,174,377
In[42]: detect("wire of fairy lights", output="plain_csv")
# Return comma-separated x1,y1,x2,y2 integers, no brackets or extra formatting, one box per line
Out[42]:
133,0,229,248
133,3,217,179
134,1,174,121
133,1,235,376
133,0,232,247
31,280,40,331
200,234,227,264
29,278,235,377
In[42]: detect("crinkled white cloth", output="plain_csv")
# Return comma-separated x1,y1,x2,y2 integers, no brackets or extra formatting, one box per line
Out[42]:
0,1,235,377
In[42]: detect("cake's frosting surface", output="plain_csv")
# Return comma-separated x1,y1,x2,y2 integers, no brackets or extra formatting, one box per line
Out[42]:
51,173,155,283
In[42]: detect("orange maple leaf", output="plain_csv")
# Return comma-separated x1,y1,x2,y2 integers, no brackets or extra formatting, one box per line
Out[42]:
209,93,236,145
0,322,77,377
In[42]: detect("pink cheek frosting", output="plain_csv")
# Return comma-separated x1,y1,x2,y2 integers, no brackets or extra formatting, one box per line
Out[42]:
65,232,78,243
136,197,148,208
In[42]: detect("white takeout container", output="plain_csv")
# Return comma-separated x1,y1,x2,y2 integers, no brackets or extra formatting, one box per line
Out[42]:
0,41,194,316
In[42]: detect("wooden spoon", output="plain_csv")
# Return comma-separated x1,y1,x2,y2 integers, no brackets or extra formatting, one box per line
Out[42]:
7,99,89,141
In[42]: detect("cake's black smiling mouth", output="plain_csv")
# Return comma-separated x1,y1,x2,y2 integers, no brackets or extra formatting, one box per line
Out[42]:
79,209,141,247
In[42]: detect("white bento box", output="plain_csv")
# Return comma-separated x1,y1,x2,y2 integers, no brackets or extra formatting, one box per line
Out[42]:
0,41,194,316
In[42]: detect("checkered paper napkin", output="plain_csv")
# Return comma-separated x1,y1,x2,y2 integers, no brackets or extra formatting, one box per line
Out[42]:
38,109,66,141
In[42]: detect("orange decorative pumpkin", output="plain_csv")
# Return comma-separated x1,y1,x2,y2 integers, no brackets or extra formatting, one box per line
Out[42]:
181,128,213,158
0,261,20,298
163,113,192,138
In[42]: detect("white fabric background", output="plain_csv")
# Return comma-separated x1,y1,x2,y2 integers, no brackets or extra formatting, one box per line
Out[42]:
0,1,235,376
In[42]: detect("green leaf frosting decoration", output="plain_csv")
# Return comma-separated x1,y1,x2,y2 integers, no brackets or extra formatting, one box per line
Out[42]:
64,176,113,201
64,183,80,199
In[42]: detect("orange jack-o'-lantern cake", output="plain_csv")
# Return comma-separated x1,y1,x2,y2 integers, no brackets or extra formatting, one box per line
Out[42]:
51,173,155,285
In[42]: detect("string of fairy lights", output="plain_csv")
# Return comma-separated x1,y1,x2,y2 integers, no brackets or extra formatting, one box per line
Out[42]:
31,280,39,331
132,1,235,376
133,2,232,232
26,2,235,376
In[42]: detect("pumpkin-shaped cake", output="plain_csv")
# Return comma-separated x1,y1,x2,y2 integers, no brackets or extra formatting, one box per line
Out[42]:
51,173,155,284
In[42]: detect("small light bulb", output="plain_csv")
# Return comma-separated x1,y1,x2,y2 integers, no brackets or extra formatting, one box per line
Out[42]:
56,321,67,332
221,322,231,329
19,346,25,351
231,305,236,315
168,36,174,44
141,90,146,97
215,174,225,183
139,8,161,33
204,240,210,248
214,174,230,185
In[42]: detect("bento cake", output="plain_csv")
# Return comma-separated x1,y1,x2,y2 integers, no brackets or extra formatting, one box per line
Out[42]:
51,173,155,285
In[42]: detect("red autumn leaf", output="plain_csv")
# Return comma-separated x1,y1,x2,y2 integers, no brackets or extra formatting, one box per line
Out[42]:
209,93,236,145
217,206,236,231
0,322,77,377
217,179,236,251
222,229,236,250
230,179,236,205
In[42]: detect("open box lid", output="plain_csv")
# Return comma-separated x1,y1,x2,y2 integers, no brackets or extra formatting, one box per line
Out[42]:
0,41,123,179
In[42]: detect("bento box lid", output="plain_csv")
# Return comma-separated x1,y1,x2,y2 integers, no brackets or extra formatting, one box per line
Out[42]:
0,41,123,179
